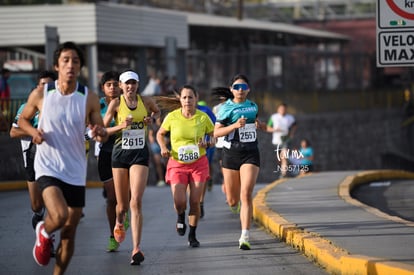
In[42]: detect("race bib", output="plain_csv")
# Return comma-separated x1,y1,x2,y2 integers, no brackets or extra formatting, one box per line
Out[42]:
122,129,145,149
178,144,200,163
239,123,257,143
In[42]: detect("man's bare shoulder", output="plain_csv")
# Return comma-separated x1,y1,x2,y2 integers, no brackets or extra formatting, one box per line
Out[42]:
86,91,102,116
87,90,100,101
86,90,100,105
27,86,44,104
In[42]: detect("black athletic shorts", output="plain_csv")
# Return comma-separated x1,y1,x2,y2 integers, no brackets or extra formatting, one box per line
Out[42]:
215,147,223,162
112,143,150,169
37,176,85,207
23,142,36,182
221,142,260,170
98,150,113,182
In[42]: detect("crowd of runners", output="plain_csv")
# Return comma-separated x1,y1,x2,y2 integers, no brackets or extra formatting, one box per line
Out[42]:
8,41,303,274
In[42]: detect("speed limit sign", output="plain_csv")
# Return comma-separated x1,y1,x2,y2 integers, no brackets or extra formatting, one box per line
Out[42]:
377,0,414,66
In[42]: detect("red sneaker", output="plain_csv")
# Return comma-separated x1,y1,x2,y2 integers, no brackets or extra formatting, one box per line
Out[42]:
33,221,52,266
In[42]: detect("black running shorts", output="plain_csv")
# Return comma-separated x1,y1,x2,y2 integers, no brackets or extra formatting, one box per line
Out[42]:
221,142,260,170
37,176,85,208
112,143,150,168
23,143,36,182
98,150,113,182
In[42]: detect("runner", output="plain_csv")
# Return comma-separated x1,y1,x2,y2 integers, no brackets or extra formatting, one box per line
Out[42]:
103,69,160,265
9,70,56,230
211,87,234,200
156,85,214,247
196,100,216,218
18,41,108,273
94,71,127,252
213,74,266,250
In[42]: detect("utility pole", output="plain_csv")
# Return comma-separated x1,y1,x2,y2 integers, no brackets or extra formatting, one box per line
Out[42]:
45,26,59,70
237,0,243,20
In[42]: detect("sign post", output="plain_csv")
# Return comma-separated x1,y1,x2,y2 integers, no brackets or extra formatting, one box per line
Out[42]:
377,0,414,67
45,26,59,70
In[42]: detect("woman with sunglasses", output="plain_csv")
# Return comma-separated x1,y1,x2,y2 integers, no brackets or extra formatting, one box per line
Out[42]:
213,74,266,250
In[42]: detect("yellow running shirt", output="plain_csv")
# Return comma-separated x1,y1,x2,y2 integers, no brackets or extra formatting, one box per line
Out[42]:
114,95,148,148
161,108,214,163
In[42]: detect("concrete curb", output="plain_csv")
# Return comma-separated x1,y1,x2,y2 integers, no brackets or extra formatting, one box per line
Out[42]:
253,170,414,275
339,170,414,228
0,180,103,191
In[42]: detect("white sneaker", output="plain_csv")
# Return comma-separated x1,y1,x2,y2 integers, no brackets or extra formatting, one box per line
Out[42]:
239,236,251,250
157,180,166,187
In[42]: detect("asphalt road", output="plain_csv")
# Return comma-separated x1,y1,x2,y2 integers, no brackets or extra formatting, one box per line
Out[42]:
0,183,327,275
351,179,414,222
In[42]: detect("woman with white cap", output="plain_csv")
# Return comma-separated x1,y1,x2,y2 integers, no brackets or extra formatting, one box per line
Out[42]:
103,69,160,265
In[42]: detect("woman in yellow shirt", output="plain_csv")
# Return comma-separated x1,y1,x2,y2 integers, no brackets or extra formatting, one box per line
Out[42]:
156,85,214,247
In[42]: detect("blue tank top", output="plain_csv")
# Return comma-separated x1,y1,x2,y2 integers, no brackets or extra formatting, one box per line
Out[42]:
216,99,258,143
14,103,39,128
99,97,116,152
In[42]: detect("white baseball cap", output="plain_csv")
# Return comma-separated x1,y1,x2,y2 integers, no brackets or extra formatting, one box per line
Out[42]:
119,71,139,83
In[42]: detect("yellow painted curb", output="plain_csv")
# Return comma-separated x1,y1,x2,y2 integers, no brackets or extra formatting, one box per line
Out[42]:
0,180,103,191
253,170,414,275
0,181,27,191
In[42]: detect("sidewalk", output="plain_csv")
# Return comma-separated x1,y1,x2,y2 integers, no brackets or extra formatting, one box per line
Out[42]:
253,170,414,275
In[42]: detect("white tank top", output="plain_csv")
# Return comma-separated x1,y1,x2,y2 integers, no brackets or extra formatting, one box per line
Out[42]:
35,81,88,186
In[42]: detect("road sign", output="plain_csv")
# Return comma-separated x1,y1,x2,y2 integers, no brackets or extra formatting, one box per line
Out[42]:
377,0,414,66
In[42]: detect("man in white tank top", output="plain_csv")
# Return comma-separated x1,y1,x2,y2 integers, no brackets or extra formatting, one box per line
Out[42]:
266,103,297,178
19,41,108,273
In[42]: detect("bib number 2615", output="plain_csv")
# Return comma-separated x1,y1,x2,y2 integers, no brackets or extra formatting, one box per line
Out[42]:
122,129,145,149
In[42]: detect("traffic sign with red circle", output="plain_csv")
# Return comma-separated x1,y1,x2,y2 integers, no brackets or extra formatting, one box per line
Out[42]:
377,0,414,66
378,0,414,28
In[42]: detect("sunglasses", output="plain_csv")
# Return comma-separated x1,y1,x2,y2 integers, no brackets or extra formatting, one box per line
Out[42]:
232,83,249,91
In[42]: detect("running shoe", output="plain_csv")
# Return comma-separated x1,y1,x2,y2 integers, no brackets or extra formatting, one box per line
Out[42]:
124,212,130,231
156,180,166,187
229,201,241,214
200,202,204,219
107,236,119,252
113,223,126,243
176,222,186,236
188,235,200,248
130,248,145,265
31,211,44,230
33,221,52,266
239,237,251,250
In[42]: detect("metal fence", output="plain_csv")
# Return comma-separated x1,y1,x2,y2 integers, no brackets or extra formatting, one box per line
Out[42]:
0,98,25,134
185,45,408,115
0,45,406,135
187,46,374,94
